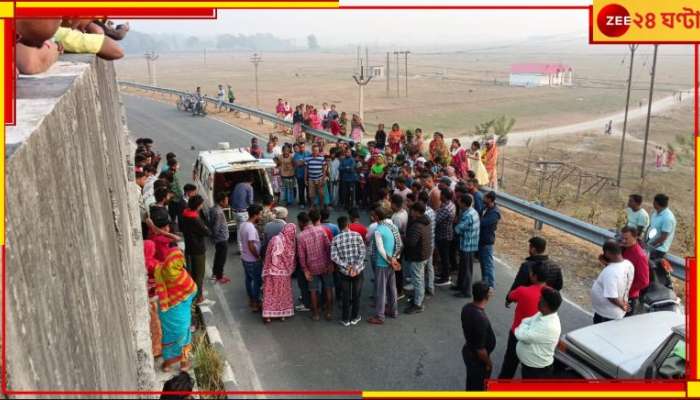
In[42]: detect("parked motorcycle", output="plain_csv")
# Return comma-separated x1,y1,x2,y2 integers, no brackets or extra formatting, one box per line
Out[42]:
192,96,207,117
176,94,194,112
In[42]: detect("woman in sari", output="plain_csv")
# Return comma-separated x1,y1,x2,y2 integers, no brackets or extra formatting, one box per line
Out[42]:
350,114,365,143
387,123,404,155
262,223,297,323
339,111,349,137
450,138,469,179
292,105,304,142
155,246,197,372
482,137,499,191
429,132,450,165
368,154,386,204
144,240,162,359
468,140,490,185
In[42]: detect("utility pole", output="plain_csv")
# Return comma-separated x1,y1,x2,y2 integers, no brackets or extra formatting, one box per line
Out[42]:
145,51,159,86
394,51,400,97
402,50,410,97
250,53,263,110
616,44,638,188
353,60,373,121
641,44,659,180
386,52,390,97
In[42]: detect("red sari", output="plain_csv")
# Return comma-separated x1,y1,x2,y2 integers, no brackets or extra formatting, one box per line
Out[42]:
262,223,297,318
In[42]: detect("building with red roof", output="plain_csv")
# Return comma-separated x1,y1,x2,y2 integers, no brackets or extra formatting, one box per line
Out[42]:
509,63,573,87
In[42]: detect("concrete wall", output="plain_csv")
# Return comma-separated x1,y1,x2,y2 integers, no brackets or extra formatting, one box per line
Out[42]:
6,55,155,392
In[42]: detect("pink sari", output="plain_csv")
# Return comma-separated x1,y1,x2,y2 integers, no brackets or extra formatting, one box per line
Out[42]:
450,147,468,178
262,223,297,318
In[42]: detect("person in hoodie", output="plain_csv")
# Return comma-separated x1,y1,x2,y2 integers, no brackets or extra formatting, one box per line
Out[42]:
181,195,212,305
403,201,433,314
478,191,501,289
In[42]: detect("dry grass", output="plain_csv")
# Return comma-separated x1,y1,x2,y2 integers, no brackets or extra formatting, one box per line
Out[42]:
191,310,225,399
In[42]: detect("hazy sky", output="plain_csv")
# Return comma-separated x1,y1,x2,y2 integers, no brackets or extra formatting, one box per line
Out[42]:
129,9,588,47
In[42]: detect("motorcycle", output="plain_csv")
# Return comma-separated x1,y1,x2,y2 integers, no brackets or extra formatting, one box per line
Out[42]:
192,96,207,117
176,94,194,112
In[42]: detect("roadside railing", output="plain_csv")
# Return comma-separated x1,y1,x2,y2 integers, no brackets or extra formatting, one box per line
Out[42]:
119,80,687,280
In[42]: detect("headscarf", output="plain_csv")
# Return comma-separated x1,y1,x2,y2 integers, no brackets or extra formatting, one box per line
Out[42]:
154,247,197,312
262,223,297,277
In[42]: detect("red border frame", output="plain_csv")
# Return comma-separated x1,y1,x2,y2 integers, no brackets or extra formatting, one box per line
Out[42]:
3,3,699,397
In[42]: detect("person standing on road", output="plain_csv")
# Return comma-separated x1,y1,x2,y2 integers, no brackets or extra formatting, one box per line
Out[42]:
499,262,548,379
261,222,297,323
403,201,432,314
435,189,457,287
240,204,264,313
181,195,211,306
297,208,334,321
338,147,358,210
391,194,408,300
591,241,634,324
625,194,649,238
230,174,255,253
278,144,296,206
217,84,226,112
294,142,311,208
209,192,231,284
461,281,496,391
620,226,649,315
305,144,328,208
515,286,562,379
508,237,563,294
454,194,480,299
367,206,403,325
478,191,500,289
331,216,367,326
646,193,676,260
421,191,436,301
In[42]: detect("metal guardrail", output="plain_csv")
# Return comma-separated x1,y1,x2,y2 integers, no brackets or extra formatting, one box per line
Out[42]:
118,80,339,143
490,190,686,280
119,80,687,281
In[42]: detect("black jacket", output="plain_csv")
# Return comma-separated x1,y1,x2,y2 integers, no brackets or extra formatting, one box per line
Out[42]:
507,254,563,301
181,209,211,255
403,215,432,262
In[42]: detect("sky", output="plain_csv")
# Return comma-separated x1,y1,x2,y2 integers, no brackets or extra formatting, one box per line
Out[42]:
128,9,589,47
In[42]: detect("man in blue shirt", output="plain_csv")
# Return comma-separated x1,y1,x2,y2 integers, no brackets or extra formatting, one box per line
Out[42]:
305,144,327,208
454,193,480,298
338,148,358,210
478,191,501,289
466,179,484,215
293,142,311,208
230,174,255,253
646,193,676,259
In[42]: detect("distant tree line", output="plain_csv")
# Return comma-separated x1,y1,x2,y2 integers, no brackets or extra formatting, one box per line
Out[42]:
121,31,300,54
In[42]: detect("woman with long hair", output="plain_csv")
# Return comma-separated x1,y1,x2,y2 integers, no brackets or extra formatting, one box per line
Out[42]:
450,138,469,178
261,223,297,323
350,114,365,143
387,123,404,155
468,140,489,185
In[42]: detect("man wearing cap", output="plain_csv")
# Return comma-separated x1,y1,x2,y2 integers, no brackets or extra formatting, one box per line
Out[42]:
261,206,288,258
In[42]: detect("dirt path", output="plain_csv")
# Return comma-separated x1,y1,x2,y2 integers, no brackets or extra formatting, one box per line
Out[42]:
459,88,695,146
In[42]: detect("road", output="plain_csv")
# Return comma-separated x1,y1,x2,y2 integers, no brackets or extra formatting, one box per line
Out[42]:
124,94,592,390
461,89,694,147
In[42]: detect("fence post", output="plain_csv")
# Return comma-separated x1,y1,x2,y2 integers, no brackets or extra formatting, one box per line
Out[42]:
534,200,544,230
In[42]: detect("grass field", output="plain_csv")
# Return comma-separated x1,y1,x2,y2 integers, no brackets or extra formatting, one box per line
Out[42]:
116,42,694,136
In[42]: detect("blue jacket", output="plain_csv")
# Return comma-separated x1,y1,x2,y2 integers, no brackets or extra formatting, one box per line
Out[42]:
339,157,358,182
479,205,501,246
471,191,485,215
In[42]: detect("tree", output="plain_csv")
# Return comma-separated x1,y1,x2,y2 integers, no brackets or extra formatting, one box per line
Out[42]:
307,34,319,50
492,115,516,146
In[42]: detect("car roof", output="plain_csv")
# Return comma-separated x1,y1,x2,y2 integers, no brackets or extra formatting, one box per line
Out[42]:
198,149,275,172
565,311,684,377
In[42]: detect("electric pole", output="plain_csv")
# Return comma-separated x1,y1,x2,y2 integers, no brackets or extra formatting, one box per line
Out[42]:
353,60,373,121
641,44,659,179
616,44,638,188
402,50,410,97
145,51,159,86
250,53,263,110
386,52,390,97
394,51,400,97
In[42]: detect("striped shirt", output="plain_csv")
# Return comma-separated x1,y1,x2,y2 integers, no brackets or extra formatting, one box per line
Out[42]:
455,207,480,252
305,156,326,181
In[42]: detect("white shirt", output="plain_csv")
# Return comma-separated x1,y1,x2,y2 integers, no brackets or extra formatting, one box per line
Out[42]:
515,312,561,368
330,159,340,181
366,222,378,243
272,145,283,158
591,260,635,320
391,209,408,236
626,207,650,233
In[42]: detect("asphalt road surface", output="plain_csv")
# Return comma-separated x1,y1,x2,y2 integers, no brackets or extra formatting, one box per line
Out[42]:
124,94,592,391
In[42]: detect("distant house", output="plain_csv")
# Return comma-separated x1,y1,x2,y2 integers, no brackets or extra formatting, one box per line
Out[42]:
509,63,573,87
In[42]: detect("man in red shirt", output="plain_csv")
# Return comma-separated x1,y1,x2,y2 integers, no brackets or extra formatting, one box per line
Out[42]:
330,114,341,136
621,226,650,316
348,208,369,243
498,262,547,379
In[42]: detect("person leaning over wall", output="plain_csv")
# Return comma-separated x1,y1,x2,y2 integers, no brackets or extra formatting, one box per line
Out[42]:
55,18,124,60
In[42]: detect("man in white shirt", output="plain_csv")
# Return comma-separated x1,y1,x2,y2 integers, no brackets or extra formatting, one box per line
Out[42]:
591,241,634,324
625,194,649,237
515,286,562,379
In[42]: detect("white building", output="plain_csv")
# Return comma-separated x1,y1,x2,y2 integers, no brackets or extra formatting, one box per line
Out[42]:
509,63,574,87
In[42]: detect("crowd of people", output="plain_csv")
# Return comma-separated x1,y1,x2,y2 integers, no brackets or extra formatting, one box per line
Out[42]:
132,91,678,388
16,18,127,76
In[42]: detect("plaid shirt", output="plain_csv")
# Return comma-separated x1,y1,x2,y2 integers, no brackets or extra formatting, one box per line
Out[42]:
455,207,480,252
297,225,332,276
435,201,456,241
331,230,367,275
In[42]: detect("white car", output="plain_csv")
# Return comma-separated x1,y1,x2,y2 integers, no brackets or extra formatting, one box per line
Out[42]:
554,311,685,379
192,143,275,233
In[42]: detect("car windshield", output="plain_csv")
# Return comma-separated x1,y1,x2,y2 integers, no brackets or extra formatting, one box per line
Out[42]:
658,339,686,379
